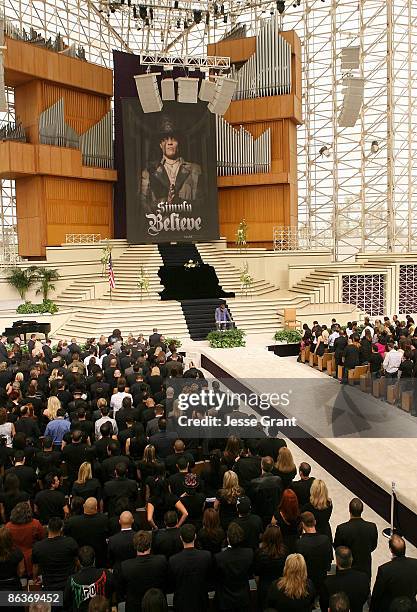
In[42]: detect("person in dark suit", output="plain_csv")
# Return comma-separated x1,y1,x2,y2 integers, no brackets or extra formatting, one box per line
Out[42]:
342,336,361,383
214,522,253,612
149,418,178,460
334,497,378,579
27,334,37,356
250,456,282,528
149,329,162,347
0,336,9,364
169,524,212,612
63,497,109,568
333,330,348,377
370,535,417,612
151,510,183,559
42,339,53,363
321,546,370,612
116,530,167,612
107,511,136,570
290,462,315,507
296,511,332,596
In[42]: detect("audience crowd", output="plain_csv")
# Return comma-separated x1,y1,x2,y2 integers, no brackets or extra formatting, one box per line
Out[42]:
0,326,414,611
300,315,417,390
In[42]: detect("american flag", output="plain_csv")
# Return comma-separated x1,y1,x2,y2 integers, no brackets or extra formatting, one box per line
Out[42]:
108,253,116,290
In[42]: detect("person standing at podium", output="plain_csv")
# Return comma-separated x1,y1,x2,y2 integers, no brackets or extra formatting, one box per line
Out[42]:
215,304,233,330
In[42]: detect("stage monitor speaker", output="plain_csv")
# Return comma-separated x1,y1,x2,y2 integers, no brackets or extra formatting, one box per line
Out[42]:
161,78,175,101
208,77,238,115
199,79,216,102
176,77,199,103
134,73,163,113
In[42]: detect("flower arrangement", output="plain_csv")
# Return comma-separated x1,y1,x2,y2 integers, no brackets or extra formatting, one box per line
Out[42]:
236,219,248,250
239,262,253,296
137,267,150,301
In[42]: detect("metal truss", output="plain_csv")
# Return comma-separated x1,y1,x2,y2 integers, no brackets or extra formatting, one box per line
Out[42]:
140,53,230,69
283,0,417,260
0,0,417,263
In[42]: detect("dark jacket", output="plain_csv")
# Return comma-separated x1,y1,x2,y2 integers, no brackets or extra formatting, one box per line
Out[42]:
370,556,417,612
334,517,378,578
169,548,212,612
215,546,253,610
322,567,369,612
116,554,167,612
296,532,332,590
107,529,136,569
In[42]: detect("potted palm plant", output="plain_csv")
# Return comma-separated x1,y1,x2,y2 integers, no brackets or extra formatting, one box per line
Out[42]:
35,267,60,301
6,266,38,301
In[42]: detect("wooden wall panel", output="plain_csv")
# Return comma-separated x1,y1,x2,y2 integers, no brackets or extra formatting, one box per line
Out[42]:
4,36,113,96
207,37,256,64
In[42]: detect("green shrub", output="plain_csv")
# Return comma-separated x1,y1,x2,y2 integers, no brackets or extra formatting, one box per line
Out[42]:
274,329,302,343
16,300,59,315
207,328,246,348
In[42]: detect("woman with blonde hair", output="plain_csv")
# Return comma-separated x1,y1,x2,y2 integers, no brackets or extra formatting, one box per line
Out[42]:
147,366,163,395
302,478,333,543
137,444,160,491
214,470,243,530
275,446,297,489
43,395,61,421
266,553,315,609
71,462,102,503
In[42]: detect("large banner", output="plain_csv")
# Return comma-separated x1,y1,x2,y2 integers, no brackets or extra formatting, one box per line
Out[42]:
122,98,219,243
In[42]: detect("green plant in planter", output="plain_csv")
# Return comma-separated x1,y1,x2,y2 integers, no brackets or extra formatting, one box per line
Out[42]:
16,299,59,315
235,219,248,250
274,329,302,343
137,267,150,301
207,328,246,348
239,262,253,296
35,268,60,301
165,337,182,349
100,242,112,277
6,266,38,301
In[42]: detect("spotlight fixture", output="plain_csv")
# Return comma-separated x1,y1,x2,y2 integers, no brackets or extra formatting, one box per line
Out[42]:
149,7,153,19
214,3,219,14
133,5,137,18
276,0,285,13
139,5,147,19
145,17,149,25
220,3,224,13
371,140,379,153
319,145,331,158
193,9,202,23
183,19,188,29
223,14,227,22
206,12,210,25
176,18,180,27
174,0,178,6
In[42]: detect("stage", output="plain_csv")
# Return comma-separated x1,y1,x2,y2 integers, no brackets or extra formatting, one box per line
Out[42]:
193,340,417,545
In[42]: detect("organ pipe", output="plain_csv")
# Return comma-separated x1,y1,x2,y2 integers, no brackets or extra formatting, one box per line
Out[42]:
216,115,271,176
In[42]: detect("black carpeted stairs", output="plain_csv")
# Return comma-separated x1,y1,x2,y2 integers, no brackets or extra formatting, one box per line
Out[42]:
157,244,234,340
181,298,234,341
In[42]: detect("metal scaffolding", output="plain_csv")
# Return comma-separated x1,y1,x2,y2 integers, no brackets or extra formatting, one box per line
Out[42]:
0,0,417,261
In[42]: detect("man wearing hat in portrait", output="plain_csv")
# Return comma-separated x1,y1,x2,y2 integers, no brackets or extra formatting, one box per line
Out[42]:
140,115,203,214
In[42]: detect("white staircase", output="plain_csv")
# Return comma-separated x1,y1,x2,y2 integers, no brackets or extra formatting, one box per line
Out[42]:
196,243,280,296
52,301,190,341
102,244,163,301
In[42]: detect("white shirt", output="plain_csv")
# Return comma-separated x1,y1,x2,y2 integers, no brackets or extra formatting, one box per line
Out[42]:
328,331,340,347
110,392,133,414
346,328,354,338
383,349,402,374
84,354,103,369
95,416,118,440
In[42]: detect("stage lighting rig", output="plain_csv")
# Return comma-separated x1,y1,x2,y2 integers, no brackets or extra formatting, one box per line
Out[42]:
139,5,147,19
193,9,202,24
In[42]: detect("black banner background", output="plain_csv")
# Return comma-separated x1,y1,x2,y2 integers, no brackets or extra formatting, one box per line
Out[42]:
122,97,219,243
